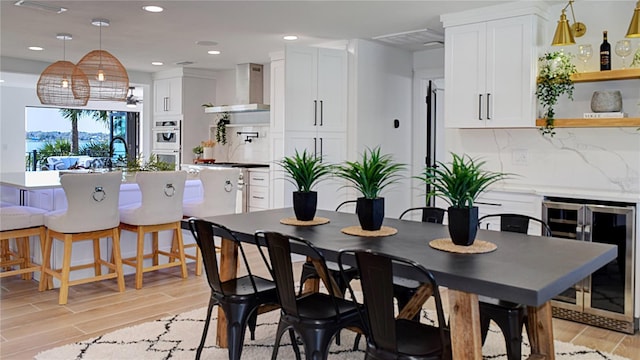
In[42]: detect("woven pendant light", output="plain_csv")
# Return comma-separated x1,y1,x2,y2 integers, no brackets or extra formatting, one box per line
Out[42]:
76,18,129,101
37,33,90,106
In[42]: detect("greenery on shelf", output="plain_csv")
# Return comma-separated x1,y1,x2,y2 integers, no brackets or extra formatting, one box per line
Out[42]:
192,145,203,155
335,146,405,199
277,149,333,192
416,153,510,208
536,51,576,137
215,112,230,145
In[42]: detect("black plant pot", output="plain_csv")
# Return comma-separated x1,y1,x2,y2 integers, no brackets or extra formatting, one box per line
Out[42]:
293,191,317,221
357,197,385,231
447,206,479,246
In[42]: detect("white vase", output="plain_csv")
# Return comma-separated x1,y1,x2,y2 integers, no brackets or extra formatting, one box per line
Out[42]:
203,147,215,160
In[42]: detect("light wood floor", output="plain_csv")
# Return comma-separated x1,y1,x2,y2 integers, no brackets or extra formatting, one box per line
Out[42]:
2,251,639,360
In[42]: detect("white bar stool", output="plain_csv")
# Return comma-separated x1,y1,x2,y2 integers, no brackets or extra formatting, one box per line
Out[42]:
0,206,47,280
119,171,188,289
182,168,239,276
40,172,125,305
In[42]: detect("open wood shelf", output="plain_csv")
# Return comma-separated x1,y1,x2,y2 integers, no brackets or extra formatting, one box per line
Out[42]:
570,68,640,83
536,118,640,128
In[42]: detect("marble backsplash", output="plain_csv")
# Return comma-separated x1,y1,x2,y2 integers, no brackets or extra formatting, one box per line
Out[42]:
206,124,271,164
445,127,640,202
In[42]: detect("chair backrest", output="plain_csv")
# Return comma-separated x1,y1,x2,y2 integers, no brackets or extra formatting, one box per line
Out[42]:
198,168,240,216
335,200,357,213
134,171,187,224
50,171,122,233
478,213,552,236
399,206,446,223
188,218,258,296
256,231,342,318
338,249,448,354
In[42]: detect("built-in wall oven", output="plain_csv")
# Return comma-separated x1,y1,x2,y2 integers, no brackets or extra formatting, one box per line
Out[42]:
543,197,637,334
152,120,181,150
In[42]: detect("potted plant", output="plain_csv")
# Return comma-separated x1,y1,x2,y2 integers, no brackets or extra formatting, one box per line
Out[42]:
417,154,509,246
215,112,230,145
536,51,576,137
278,149,333,221
192,145,203,160
335,146,405,231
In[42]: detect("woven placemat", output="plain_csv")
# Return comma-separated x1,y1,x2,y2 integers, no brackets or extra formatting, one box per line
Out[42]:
429,238,497,254
341,225,398,237
279,217,330,226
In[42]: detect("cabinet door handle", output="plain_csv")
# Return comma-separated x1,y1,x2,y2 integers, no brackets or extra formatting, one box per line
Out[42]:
486,93,491,120
164,97,169,112
313,137,317,157
478,94,483,120
313,100,317,126
320,100,324,126
319,137,323,160
252,196,265,200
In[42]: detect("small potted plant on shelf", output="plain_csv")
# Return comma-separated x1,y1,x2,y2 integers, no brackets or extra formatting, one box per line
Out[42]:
335,146,405,231
417,153,510,246
192,145,203,160
278,149,333,221
536,51,576,137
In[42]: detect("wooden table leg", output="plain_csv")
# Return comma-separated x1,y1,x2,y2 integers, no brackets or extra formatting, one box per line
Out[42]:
216,237,238,348
527,302,555,360
448,289,483,360
301,256,320,294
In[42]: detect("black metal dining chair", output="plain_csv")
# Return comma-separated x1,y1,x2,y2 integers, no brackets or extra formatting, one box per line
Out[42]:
188,219,284,360
256,231,364,360
476,213,552,360
338,249,451,360
399,206,447,223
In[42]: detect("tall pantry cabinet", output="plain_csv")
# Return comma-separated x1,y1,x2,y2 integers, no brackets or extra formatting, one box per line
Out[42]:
270,46,348,211
442,6,545,128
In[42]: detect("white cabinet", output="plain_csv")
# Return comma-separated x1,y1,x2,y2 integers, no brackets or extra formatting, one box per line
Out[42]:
444,15,538,128
270,46,349,211
248,169,270,212
284,46,347,133
153,77,183,116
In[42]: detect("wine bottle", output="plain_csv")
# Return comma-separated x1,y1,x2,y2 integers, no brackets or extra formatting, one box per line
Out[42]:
600,30,611,71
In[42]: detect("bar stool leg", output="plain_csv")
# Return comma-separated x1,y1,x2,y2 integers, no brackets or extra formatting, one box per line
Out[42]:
195,247,202,276
39,231,53,292
111,228,125,293
59,234,73,305
135,227,145,290
152,231,159,266
92,238,102,276
175,226,187,279
19,237,31,280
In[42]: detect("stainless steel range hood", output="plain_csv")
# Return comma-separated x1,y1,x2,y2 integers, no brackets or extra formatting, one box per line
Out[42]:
204,63,270,113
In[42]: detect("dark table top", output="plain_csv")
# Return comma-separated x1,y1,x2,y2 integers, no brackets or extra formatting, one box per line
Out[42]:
192,208,617,307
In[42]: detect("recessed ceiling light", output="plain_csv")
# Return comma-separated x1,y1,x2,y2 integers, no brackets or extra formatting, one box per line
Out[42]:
14,0,67,14
196,40,218,46
56,33,72,40
151,61,164,66
28,46,43,51
283,35,298,41
207,50,221,55
142,5,163,13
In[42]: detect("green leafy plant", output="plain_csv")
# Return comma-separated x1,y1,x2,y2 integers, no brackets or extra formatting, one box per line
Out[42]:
536,51,576,137
278,149,333,192
416,153,509,208
79,140,109,157
124,154,174,172
335,146,405,199
215,112,230,145
192,145,203,155
630,46,640,68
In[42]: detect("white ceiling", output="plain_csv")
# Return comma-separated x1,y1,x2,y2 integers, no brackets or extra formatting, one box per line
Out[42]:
1,0,510,74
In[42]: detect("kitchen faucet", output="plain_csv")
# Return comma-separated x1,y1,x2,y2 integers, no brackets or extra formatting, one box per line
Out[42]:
107,136,128,170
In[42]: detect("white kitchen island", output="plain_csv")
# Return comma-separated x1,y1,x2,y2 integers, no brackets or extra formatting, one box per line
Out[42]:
0,171,203,286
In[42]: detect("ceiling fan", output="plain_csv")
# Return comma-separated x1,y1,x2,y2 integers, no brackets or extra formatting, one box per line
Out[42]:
126,86,142,108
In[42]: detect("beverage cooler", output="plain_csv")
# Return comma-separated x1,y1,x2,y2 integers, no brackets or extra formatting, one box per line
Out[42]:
543,197,637,334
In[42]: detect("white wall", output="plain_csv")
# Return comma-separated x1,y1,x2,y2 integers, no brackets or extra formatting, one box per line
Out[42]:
349,39,414,217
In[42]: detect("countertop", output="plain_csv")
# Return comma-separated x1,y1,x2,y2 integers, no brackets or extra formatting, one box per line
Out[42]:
181,162,270,169
490,183,640,204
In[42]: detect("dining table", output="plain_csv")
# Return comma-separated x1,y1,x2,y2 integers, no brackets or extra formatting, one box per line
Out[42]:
193,208,617,360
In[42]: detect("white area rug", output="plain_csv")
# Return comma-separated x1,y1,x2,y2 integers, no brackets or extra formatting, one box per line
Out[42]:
35,305,630,360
